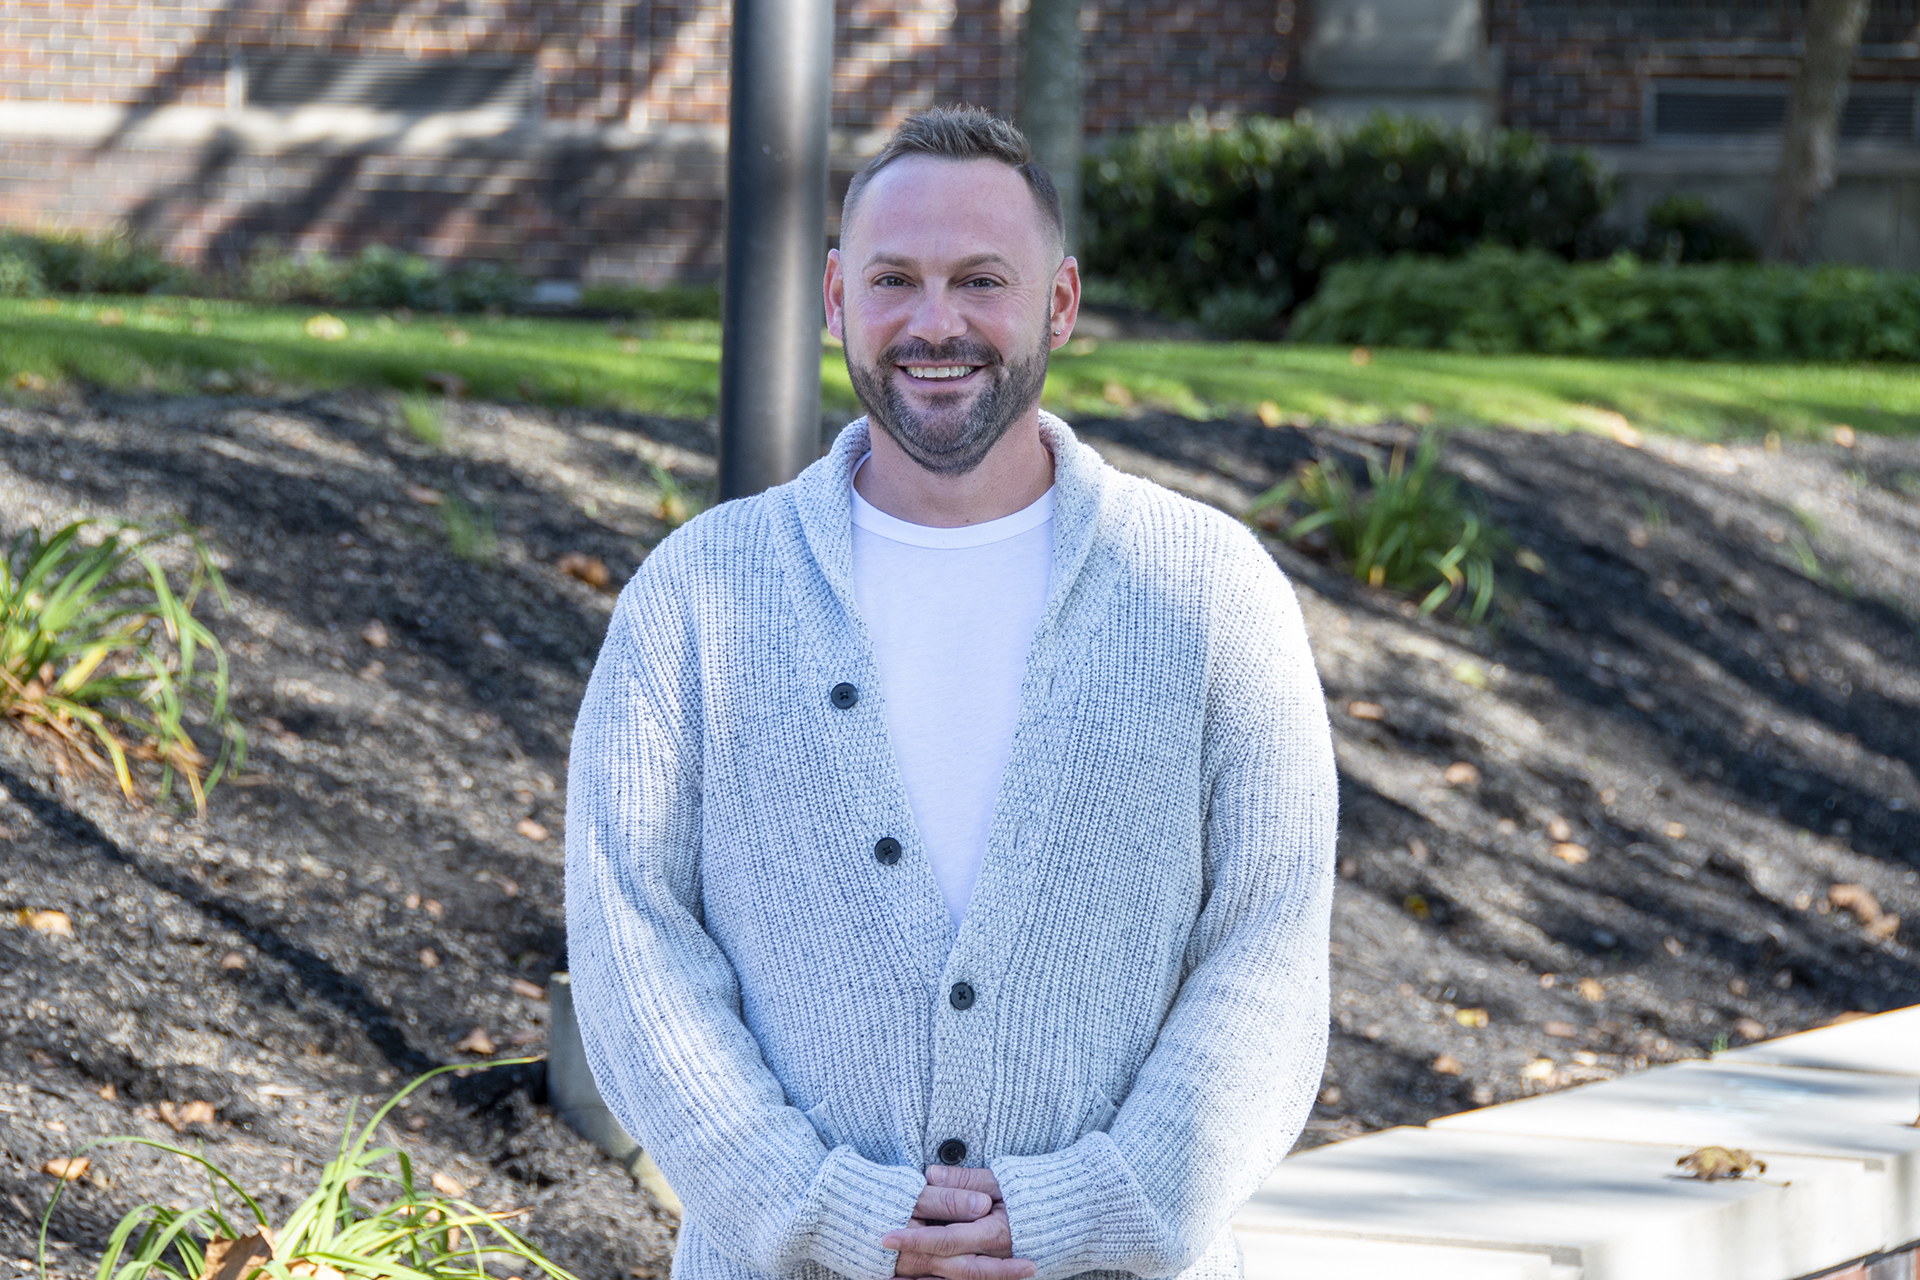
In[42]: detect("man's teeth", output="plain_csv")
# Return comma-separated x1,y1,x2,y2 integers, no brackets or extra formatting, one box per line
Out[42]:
903,366,976,380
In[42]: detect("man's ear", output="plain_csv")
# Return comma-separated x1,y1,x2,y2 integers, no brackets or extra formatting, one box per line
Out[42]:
823,248,846,341
1048,255,1082,351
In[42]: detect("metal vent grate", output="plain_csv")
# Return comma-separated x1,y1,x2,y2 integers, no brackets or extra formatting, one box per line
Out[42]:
1651,83,1916,142
245,54,534,114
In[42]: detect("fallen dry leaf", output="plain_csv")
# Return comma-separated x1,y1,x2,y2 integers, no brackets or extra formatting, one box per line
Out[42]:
1546,816,1573,842
1733,1017,1766,1041
1256,400,1284,428
19,908,73,937
494,874,521,896
1663,936,1686,958
424,899,444,918
515,818,549,842
361,619,390,648
288,1261,345,1280
419,947,440,969
1520,1058,1556,1081
1430,1054,1462,1076
42,1156,89,1180
510,978,546,1000
1347,700,1385,721
455,1027,496,1056
220,951,248,971
405,893,421,910
1577,977,1606,1003
431,1171,466,1198
98,1082,115,1100
509,1028,543,1045
405,484,444,505
556,552,611,591
1453,1007,1489,1029
1550,843,1590,865
180,1100,216,1126
1543,1020,1578,1038
1664,821,1687,840
1675,1146,1764,1181
1833,423,1856,447
1407,837,1429,862
304,313,347,341
1442,762,1480,787
199,1230,275,1280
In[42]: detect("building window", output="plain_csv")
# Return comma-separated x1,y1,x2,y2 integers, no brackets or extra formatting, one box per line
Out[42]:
239,54,535,115
1648,81,1917,145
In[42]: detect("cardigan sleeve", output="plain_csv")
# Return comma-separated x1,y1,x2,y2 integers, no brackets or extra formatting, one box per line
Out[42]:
564,549,926,1280
991,528,1337,1280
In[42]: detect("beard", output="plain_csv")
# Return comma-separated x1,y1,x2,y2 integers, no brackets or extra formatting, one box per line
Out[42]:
846,320,1052,477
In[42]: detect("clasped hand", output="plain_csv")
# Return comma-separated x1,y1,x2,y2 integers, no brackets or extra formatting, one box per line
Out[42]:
882,1165,1035,1280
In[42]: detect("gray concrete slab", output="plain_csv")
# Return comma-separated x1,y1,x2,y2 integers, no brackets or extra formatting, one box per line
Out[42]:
1236,1126,1879,1280
1432,1059,1920,1241
1235,1227,1557,1280
1717,1007,1920,1078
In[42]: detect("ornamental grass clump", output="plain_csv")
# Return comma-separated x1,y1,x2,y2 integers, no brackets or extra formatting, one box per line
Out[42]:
37,1062,582,1280
0,519,244,811
1247,430,1502,620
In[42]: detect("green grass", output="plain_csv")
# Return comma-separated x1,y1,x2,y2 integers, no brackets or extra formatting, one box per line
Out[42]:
1042,340,1920,441
5,296,1920,442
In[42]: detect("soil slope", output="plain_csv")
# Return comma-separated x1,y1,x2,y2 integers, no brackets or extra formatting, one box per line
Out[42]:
1,390,1916,1274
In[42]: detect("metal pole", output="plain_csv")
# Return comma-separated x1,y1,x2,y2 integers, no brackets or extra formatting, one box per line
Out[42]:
718,0,834,501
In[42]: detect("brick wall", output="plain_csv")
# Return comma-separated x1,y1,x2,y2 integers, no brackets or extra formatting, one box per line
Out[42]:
0,0,1308,280
3,1,1918,281
1492,0,1920,145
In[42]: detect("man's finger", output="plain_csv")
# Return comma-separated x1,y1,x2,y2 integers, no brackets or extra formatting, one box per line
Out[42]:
893,1252,940,1278
928,1255,1036,1280
881,1218,1010,1258
910,1185,993,1223
924,1165,1004,1201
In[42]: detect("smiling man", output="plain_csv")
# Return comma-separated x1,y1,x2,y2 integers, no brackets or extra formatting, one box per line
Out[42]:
566,106,1336,1280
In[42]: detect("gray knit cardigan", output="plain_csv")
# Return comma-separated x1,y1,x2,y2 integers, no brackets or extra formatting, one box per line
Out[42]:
565,414,1336,1280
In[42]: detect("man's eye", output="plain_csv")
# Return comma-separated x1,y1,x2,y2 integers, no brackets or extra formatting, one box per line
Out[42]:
875,274,909,287
963,277,1000,288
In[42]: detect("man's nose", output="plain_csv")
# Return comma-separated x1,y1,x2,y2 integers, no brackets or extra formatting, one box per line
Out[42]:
904,283,969,345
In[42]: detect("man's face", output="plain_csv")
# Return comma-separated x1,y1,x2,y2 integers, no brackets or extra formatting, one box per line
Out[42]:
826,156,1076,476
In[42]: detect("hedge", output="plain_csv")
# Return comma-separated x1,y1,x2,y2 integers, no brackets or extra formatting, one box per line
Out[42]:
1288,247,1920,361
1080,113,1610,336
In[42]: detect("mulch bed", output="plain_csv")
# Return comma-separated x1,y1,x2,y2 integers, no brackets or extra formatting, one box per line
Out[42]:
1,387,1916,1273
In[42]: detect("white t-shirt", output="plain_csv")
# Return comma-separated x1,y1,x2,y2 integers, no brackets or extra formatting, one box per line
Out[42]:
850,465,1054,929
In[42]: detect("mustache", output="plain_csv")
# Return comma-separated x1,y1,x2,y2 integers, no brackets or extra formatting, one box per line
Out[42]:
878,337,1004,369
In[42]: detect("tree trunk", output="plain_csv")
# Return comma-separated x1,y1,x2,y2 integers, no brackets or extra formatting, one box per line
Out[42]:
1765,0,1872,263
1018,0,1084,257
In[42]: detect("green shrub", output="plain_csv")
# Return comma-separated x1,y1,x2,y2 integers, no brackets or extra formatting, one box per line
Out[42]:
40,1060,583,1280
1,519,243,812
243,239,344,305
339,245,450,310
1246,430,1501,620
580,282,722,320
1640,195,1758,264
1289,245,1920,361
1081,113,1610,334
0,250,43,297
0,230,179,295
448,261,530,312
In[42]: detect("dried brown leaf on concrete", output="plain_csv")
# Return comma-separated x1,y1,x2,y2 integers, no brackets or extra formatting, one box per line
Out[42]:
1551,843,1590,865
1442,762,1480,786
1577,978,1606,1002
1543,1020,1578,1038
1346,700,1385,721
431,1171,466,1197
418,947,440,968
1676,1146,1764,1181
1547,816,1573,842
510,978,546,1000
42,1156,88,1180
1430,1054,1462,1076
514,818,549,842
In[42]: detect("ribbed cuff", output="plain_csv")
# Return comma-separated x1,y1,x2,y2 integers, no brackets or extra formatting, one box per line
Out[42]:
994,1136,1141,1280
805,1148,927,1280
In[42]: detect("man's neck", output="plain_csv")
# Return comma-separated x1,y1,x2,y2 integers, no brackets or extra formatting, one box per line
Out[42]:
853,410,1055,528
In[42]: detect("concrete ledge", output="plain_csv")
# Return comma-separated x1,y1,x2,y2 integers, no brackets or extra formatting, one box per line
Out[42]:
1236,1006,1920,1279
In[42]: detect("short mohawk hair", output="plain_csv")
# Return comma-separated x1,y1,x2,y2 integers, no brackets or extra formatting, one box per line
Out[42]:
842,105,1064,251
